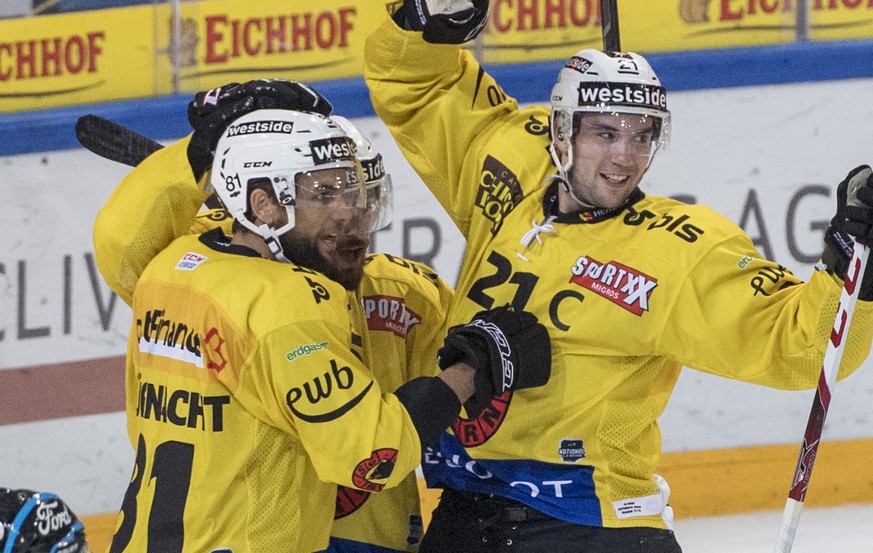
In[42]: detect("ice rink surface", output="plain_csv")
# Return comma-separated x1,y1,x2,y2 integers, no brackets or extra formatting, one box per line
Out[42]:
674,503,873,552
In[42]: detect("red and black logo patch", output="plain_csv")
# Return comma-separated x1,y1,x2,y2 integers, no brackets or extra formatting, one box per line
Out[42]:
352,448,398,492
453,391,512,447
335,485,370,519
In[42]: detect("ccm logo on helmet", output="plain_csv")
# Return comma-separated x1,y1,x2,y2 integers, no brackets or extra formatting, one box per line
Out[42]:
225,120,294,136
311,137,356,165
576,82,667,111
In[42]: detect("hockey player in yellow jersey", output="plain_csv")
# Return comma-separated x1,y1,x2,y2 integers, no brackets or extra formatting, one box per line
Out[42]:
94,94,451,552
364,1,873,551
93,99,552,552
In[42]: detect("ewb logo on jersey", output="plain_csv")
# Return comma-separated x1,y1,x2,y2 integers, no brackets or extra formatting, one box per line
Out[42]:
569,256,657,316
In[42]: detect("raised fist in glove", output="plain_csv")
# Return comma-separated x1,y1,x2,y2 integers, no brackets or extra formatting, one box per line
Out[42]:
186,79,333,180
821,165,873,299
393,0,489,44
438,304,551,416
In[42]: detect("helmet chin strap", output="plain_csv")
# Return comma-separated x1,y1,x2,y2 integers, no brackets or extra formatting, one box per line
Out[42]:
258,223,292,264
548,139,596,211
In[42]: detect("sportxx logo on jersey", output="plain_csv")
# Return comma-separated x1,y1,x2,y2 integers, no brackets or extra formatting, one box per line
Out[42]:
569,256,657,316
352,448,398,492
362,295,421,338
284,359,374,423
477,155,524,234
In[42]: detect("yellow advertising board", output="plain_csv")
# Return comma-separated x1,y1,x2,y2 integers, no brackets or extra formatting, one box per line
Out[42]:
1,0,872,113
152,0,387,95
476,0,873,63
0,7,157,113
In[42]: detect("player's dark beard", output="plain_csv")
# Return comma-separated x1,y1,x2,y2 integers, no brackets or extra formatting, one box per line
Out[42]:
280,231,365,290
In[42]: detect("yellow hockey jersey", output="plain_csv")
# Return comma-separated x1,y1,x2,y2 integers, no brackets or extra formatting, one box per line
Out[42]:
94,139,453,552
364,18,873,530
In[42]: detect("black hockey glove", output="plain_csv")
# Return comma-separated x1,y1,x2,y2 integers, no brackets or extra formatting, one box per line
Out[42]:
186,79,333,180
392,0,489,44
821,165,873,300
437,304,551,416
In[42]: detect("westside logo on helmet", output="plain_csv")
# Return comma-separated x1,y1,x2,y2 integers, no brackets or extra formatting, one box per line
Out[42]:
361,155,386,182
576,82,667,111
225,120,294,137
564,55,593,74
310,136,356,165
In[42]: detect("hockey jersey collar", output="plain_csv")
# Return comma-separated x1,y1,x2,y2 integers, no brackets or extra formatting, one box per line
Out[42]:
542,181,645,224
198,227,263,258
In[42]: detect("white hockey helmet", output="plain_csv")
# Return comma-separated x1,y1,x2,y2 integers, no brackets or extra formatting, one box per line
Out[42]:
549,49,671,174
211,109,368,257
330,115,393,232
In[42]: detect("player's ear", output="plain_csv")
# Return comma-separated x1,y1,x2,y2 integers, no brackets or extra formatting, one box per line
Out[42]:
249,187,281,226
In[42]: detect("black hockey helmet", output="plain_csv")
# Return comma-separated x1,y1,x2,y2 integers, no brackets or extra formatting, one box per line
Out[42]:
0,488,89,553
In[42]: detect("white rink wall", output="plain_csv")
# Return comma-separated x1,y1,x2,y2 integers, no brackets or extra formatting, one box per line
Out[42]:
2,77,873,516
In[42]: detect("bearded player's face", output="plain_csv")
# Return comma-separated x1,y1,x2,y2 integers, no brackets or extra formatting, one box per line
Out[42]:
280,167,372,290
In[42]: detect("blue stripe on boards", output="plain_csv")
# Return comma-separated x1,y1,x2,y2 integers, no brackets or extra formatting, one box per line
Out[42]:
1,39,872,156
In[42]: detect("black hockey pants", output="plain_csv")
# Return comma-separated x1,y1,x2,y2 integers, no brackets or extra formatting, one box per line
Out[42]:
420,488,683,553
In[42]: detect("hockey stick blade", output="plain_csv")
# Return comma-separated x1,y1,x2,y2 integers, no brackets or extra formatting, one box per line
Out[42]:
773,240,870,553
75,114,164,167
599,0,621,52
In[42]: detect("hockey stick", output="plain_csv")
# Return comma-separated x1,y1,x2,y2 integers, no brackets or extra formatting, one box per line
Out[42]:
773,239,870,552
75,114,164,167
599,0,621,52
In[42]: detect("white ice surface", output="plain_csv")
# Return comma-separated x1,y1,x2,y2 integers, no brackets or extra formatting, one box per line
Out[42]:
674,503,873,553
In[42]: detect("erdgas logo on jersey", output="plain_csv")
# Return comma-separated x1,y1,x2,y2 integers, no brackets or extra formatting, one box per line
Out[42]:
286,341,328,361
576,82,667,111
570,256,657,316
225,120,294,136
310,136,356,165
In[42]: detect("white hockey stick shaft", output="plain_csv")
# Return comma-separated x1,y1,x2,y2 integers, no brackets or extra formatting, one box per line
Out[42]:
773,240,870,552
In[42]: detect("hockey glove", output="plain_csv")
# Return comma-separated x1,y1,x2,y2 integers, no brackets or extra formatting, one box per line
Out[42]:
186,79,333,181
821,165,873,300
392,0,489,44
437,304,551,416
